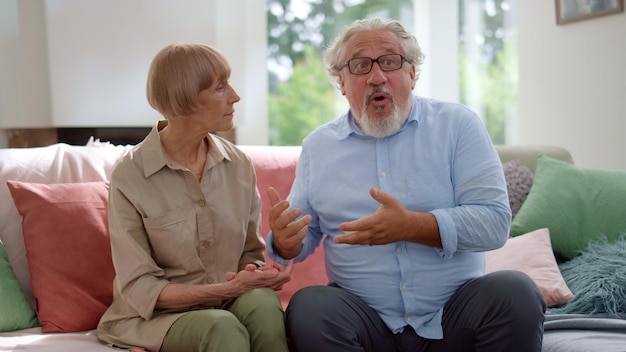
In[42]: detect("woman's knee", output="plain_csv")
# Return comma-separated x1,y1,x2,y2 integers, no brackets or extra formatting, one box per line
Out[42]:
241,288,282,305
161,310,249,352
230,288,285,333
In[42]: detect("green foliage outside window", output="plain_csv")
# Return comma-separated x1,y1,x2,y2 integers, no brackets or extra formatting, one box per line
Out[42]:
268,46,336,146
267,0,518,146
267,0,413,146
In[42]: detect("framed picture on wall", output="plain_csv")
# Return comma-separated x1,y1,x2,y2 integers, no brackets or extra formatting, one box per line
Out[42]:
556,0,624,24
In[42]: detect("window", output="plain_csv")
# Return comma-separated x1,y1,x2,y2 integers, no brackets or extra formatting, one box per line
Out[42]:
459,0,518,144
266,0,414,145
266,0,518,145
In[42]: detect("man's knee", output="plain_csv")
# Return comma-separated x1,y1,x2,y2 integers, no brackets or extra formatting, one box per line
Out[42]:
484,270,546,311
286,285,346,324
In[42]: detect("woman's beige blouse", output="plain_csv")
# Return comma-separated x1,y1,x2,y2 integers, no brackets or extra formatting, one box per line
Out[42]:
97,123,265,351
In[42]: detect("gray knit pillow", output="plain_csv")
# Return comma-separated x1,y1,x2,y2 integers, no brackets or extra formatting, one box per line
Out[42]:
503,160,534,218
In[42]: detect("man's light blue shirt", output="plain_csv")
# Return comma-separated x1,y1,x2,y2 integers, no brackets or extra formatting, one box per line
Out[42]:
267,95,511,339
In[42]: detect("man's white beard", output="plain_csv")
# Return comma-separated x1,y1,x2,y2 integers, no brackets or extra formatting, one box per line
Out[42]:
357,92,410,138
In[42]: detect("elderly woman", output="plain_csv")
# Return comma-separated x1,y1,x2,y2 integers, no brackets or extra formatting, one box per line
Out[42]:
96,43,290,352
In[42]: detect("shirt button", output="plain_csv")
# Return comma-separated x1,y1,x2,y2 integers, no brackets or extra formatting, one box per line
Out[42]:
198,200,206,207
381,171,387,178
202,240,212,248
401,285,407,291
206,277,214,284
407,316,412,321
396,247,402,253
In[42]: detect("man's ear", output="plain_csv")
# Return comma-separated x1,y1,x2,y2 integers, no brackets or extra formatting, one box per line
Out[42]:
339,74,347,96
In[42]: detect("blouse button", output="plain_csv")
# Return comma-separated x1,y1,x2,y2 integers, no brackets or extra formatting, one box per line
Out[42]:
198,200,206,207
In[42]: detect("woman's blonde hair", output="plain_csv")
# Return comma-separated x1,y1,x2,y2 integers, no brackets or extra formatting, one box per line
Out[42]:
146,43,231,118
324,17,425,88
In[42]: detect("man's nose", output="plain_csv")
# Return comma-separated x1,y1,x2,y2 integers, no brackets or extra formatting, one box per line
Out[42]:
366,62,388,85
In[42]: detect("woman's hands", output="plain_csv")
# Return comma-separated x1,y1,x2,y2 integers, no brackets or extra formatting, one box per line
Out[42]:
156,261,293,309
225,261,293,293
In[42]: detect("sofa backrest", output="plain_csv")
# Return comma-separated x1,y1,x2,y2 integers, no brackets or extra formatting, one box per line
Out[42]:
0,143,574,311
496,145,574,173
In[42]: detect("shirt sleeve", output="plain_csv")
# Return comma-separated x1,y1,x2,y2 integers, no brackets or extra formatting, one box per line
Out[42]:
432,112,511,257
108,179,169,320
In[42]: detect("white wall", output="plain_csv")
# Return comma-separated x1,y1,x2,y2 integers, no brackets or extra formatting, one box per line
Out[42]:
0,0,51,130
413,0,459,102
2,0,625,169
518,1,626,170
0,0,268,146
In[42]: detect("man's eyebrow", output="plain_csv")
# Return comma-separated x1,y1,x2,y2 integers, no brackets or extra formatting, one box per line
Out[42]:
347,48,396,59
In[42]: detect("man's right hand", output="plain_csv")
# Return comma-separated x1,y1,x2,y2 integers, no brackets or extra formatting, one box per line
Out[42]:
267,187,311,259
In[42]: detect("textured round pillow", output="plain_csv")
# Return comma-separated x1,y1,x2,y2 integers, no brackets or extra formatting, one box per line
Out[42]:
502,160,534,218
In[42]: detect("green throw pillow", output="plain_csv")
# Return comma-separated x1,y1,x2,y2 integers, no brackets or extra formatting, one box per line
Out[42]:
0,240,39,332
510,154,626,260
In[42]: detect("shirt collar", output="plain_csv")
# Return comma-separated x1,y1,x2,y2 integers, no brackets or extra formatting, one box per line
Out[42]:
337,95,419,140
140,120,232,178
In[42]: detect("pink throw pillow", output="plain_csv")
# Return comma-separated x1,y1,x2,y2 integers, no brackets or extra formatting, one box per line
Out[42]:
485,228,574,307
7,181,114,333
241,146,329,307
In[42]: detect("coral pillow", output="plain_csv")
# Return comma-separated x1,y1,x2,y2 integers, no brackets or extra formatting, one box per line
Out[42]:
485,228,574,307
239,145,329,308
7,181,114,333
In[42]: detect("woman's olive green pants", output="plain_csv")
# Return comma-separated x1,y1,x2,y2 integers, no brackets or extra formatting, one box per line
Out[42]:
160,288,288,352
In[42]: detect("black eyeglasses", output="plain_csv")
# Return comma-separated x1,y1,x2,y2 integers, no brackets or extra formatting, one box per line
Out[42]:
343,54,406,75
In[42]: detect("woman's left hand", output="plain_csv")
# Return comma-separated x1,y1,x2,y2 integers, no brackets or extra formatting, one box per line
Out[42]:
225,261,293,291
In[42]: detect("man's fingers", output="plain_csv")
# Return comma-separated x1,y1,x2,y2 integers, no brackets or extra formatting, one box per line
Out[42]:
369,187,398,207
338,214,373,232
267,187,282,207
334,231,370,245
279,214,311,244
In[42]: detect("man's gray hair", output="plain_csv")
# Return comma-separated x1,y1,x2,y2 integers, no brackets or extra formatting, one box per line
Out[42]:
324,17,425,89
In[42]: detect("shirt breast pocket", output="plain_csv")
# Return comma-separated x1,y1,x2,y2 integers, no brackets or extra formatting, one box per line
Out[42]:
405,164,453,210
143,209,197,267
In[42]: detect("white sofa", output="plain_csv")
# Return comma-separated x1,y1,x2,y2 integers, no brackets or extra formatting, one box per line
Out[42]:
1,141,625,351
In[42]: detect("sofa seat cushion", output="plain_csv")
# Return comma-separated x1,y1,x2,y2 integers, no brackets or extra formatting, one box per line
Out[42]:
7,181,115,333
